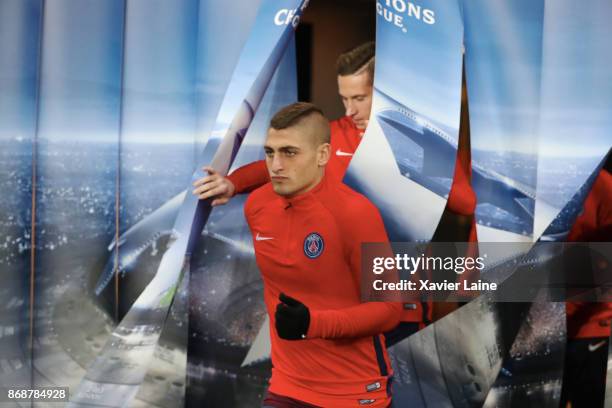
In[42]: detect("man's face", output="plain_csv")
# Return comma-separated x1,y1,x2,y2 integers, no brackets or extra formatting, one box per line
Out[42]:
337,71,373,130
264,126,329,197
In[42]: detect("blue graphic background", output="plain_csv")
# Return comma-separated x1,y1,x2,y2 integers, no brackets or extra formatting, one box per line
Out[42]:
346,0,463,242
463,0,544,241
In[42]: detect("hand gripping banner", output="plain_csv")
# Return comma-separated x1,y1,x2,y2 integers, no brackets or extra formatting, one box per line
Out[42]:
69,1,308,406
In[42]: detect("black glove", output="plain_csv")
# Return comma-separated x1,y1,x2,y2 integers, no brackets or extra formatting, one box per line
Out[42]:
275,293,310,340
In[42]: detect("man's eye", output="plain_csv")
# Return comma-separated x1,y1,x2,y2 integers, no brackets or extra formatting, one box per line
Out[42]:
285,151,297,157
265,150,274,157
356,97,365,102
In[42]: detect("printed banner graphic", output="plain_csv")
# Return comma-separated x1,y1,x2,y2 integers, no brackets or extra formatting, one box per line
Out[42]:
463,0,545,243
0,0,302,406
0,0,42,390
33,0,125,398
345,0,464,242
70,1,307,406
0,0,610,407
186,43,297,406
463,0,612,243
374,0,610,406
534,0,612,241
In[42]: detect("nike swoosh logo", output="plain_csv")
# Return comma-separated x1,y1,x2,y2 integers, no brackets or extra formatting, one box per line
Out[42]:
256,233,274,241
336,149,353,157
588,340,607,352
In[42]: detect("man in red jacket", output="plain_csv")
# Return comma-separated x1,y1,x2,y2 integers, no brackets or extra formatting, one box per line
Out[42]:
243,102,401,407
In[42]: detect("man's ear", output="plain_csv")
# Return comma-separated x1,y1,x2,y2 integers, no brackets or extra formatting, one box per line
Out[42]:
317,143,331,167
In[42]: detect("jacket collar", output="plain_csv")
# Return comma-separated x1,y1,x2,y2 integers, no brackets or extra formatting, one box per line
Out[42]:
277,173,328,209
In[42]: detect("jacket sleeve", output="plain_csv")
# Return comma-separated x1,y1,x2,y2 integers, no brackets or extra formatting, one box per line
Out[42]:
307,302,402,339
446,148,476,216
227,160,269,194
567,169,612,242
307,198,403,339
595,170,612,232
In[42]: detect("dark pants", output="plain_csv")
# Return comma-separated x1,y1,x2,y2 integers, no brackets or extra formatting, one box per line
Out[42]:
560,337,609,408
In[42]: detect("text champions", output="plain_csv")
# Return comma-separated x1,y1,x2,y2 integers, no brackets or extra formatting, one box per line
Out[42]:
376,0,436,26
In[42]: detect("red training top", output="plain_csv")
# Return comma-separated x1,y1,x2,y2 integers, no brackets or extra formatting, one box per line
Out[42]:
245,175,402,408
566,169,612,339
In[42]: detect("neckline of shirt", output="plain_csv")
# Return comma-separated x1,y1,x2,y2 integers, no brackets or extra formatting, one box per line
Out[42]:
278,173,329,209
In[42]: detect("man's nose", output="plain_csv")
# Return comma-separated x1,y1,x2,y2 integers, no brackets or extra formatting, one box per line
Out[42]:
270,154,284,173
345,101,356,117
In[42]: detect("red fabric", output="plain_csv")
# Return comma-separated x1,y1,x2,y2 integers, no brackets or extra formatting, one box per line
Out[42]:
566,170,612,242
326,116,363,180
448,146,479,301
447,148,477,216
245,175,401,408
566,169,612,339
227,160,269,194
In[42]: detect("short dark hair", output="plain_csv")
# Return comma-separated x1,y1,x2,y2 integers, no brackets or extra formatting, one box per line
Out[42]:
270,102,330,144
336,41,375,84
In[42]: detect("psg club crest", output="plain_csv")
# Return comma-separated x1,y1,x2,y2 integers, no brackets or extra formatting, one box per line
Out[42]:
303,233,324,259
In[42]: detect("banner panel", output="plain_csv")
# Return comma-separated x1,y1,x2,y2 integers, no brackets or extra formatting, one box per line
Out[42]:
534,0,612,240
186,40,297,408
0,0,42,392
93,0,262,299
463,0,545,243
33,0,125,394
115,0,199,321
345,0,463,242
70,2,306,405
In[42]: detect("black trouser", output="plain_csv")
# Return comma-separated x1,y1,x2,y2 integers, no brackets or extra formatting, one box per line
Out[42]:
560,337,609,408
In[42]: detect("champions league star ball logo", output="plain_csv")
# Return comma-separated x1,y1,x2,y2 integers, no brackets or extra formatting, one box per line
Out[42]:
303,233,324,259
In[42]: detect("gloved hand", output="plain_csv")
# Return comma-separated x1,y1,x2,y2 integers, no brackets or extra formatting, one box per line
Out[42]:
275,293,310,340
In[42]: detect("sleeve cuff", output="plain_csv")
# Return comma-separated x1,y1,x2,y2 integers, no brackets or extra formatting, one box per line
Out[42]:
226,173,240,196
306,309,323,339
